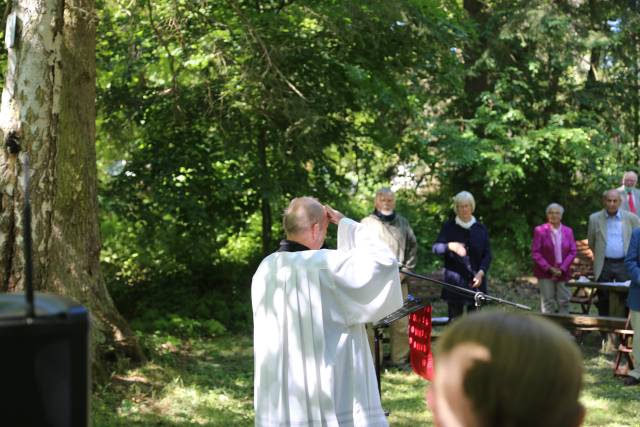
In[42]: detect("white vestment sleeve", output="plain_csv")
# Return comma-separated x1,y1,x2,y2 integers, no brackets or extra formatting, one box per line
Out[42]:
327,218,403,325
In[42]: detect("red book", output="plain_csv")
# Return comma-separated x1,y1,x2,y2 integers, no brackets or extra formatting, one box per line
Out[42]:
409,305,434,381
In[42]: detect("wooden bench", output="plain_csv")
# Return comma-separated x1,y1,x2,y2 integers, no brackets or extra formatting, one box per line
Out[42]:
569,239,596,314
538,312,634,376
614,314,635,376
538,312,626,332
431,316,449,326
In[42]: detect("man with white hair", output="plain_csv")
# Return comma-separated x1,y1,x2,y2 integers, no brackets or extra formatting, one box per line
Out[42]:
252,196,403,427
362,188,417,368
588,189,640,318
618,171,640,215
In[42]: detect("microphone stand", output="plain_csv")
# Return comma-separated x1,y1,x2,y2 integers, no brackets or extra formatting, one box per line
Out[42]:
372,266,531,410
400,266,532,311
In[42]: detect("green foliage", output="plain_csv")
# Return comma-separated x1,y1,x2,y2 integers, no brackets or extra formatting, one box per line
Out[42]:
424,0,640,257
94,0,640,333
96,0,455,328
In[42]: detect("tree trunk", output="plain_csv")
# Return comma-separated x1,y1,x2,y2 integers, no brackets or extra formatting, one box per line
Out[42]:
0,0,142,368
461,0,490,119
257,128,272,256
585,0,601,88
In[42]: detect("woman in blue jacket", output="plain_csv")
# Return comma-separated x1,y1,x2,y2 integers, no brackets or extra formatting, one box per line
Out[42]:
432,191,492,321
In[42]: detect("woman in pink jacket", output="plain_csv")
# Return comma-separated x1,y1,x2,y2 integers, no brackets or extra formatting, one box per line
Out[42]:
531,203,577,314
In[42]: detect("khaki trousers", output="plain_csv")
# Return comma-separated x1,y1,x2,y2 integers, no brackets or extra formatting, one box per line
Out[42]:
367,281,409,364
538,278,571,314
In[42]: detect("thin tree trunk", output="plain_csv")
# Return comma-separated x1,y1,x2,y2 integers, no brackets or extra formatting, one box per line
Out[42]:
0,0,142,369
586,0,601,88
257,128,272,256
461,0,490,120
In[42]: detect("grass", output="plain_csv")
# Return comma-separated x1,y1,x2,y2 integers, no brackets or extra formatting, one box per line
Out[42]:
93,281,640,426
92,333,254,426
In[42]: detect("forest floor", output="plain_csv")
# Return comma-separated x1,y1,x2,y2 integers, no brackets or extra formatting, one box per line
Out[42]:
92,279,640,426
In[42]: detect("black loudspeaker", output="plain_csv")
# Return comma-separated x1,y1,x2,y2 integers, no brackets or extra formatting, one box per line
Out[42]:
0,292,90,426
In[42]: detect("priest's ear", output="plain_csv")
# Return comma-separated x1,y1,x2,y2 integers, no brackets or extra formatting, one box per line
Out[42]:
308,222,322,250
310,222,320,238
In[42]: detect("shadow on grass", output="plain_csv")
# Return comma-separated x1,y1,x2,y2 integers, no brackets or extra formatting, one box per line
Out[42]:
577,334,640,427
92,334,255,426
93,409,252,427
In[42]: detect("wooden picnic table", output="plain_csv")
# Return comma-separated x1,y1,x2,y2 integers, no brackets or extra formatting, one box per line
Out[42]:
566,280,631,292
537,311,634,376
566,280,629,316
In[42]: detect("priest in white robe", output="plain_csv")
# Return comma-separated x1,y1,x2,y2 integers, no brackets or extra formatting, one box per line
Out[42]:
252,197,403,427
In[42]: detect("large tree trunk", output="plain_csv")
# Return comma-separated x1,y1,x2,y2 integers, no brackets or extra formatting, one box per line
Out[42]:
0,0,142,368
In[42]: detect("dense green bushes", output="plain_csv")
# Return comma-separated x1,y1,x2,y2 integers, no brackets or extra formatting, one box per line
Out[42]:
95,0,640,332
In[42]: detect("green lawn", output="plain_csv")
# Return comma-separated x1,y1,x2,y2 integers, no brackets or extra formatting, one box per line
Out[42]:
92,325,640,426
92,274,638,426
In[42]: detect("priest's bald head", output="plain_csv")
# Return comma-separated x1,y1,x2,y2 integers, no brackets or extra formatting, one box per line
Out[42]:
283,197,329,250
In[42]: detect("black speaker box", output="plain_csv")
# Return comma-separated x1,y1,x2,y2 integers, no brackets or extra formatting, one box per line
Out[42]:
0,292,90,427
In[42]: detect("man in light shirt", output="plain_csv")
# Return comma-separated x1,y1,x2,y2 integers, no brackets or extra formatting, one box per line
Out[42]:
588,190,640,319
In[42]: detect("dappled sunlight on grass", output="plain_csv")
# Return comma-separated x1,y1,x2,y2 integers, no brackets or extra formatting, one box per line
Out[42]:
579,341,640,427
92,334,254,426
93,323,640,426
151,384,252,425
381,369,432,426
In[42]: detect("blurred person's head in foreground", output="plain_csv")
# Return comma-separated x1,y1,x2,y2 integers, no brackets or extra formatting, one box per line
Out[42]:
430,310,585,427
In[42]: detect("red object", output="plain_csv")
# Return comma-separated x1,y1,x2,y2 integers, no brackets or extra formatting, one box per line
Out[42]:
409,305,434,381
629,191,636,214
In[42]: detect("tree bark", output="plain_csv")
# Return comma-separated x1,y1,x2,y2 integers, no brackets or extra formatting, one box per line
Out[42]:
0,0,142,368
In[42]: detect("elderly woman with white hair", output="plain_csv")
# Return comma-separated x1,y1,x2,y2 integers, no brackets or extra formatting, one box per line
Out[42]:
432,191,492,321
531,203,577,314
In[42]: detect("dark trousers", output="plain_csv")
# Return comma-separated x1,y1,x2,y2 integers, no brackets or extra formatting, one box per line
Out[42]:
596,259,629,317
597,258,628,352
447,302,479,322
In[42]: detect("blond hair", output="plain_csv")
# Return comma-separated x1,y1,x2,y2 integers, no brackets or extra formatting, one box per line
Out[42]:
436,311,584,427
